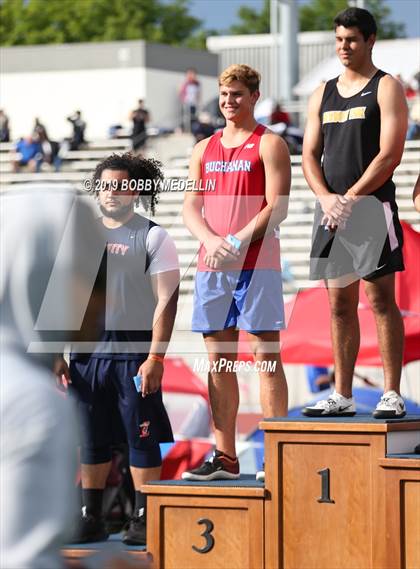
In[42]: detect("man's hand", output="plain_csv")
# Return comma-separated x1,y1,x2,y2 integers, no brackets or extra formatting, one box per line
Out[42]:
203,235,240,260
319,194,352,229
203,254,222,269
53,356,71,391
138,358,164,398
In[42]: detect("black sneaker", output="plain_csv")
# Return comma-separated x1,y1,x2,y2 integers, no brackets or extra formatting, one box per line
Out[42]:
181,450,240,481
70,508,109,543
122,513,146,546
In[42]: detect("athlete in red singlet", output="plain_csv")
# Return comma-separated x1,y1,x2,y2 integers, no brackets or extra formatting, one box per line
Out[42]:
197,123,281,272
182,64,291,481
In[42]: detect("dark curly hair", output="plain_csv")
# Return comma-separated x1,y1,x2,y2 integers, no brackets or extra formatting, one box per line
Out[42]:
92,152,163,216
334,8,377,41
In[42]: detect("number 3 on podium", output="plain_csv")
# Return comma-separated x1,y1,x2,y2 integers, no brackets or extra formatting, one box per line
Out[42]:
192,518,215,553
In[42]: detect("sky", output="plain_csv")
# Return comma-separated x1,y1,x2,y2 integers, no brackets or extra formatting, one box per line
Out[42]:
188,0,420,38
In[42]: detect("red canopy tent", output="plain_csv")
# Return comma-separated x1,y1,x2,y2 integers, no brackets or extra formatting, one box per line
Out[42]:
162,357,209,400
239,222,420,366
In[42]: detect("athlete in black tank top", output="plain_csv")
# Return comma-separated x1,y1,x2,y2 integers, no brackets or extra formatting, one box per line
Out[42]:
301,7,408,420
321,69,395,202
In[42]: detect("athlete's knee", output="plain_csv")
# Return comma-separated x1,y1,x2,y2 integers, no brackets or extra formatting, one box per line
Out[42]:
329,296,358,320
257,357,281,379
80,445,112,464
365,290,396,315
208,354,236,374
129,445,162,468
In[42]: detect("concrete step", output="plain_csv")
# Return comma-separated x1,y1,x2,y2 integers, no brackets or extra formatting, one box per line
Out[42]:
88,139,131,149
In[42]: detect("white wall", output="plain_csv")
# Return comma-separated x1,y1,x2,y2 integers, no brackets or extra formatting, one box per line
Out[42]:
207,31,335,99
0,66,219,141
0,67,148,140
145,68,219,129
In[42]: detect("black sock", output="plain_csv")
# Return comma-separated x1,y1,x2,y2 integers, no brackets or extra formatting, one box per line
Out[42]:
82,489,104,517
134,491,147,518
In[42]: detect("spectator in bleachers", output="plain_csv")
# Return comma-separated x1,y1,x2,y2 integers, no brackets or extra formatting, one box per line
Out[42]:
407,97,420,140
396,74,417,100
37,130,62,172
67,110,86,150
11,136,42,173
0,110,10,142
130,99,150,153
179,68,201,132
32,117,48,141
413,174,420,213
191,111,216,143
270,102,292,127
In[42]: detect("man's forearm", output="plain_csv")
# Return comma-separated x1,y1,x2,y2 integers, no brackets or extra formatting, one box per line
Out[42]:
302,154,330,197
183,203,217,243
235,200,288,246
346,152,401,198
148,295,178,357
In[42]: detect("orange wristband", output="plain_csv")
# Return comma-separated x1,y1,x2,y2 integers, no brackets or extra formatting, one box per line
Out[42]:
148,354,165,363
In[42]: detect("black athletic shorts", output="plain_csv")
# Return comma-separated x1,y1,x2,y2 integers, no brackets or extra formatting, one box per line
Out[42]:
309,196,404,281
70,357,173,467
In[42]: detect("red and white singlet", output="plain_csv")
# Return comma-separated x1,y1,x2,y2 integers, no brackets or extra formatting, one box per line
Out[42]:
198,124,280,271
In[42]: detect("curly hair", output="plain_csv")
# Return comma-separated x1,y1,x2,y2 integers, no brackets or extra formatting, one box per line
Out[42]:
91,152,163,216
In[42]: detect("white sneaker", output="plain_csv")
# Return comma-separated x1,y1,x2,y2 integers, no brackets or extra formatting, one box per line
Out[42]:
302,391,356,417
373,390,406,419
256,471,265,482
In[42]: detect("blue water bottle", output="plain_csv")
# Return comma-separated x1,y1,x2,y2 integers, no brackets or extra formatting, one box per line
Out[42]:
132,375,142,393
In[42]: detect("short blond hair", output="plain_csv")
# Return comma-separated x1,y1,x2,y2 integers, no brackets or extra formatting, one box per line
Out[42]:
218,64,261,93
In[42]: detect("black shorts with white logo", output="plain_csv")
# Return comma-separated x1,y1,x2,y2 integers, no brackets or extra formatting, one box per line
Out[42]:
70,357,173,467
309,197,404,282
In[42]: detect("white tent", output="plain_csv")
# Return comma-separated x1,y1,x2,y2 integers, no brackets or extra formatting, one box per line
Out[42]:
294,38,420,97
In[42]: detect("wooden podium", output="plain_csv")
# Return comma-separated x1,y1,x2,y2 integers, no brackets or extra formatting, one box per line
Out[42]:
62,533,152,568
375,454,420,569
260,416,420,569
140,416,419,569
142,477,265,569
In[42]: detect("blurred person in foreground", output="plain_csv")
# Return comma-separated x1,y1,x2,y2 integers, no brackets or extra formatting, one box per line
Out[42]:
302,7,408,418
0,189,105,568
57,153,179,546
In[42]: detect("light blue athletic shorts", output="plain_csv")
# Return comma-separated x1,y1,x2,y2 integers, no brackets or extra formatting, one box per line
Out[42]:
192,269,285,334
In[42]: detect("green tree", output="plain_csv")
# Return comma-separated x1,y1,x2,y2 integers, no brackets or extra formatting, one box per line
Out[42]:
228,0,406,40
229,0,270,34
0,0,204,46
300,0,405,39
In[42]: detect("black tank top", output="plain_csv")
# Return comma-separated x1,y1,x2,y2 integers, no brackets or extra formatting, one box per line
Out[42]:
320,69,395,202
71,213,157,360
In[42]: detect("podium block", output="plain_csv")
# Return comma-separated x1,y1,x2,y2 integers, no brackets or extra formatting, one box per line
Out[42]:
375,454,420,569
259,416,420,569
142,476,265,569
62,533,152,568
